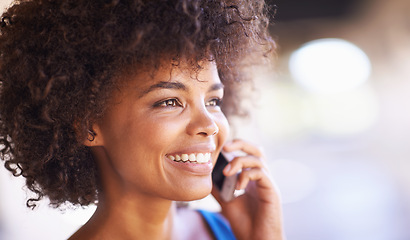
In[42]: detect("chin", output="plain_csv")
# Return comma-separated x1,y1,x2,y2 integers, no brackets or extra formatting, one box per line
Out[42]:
186,189,212,201
171,183,213,201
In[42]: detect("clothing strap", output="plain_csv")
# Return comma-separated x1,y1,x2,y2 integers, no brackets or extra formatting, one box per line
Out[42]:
197,209,237,240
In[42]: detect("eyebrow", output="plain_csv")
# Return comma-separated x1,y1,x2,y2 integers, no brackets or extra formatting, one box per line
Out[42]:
209,82,224,91
140,81,224,97
145,81,186,93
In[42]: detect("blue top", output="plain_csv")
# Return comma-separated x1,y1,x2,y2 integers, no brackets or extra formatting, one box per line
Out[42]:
197,209,237,240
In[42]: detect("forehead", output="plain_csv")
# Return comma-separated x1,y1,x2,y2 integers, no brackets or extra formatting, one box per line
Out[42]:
119,60,221,91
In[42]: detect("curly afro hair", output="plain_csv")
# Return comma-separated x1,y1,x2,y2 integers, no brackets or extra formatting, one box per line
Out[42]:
0,0,274,208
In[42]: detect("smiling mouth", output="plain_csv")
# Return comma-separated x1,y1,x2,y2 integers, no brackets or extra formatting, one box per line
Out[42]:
167,153,211,164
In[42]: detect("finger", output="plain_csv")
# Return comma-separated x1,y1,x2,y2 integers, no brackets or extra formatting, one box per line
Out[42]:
223,139,264,157
236,168,273,190
224,155,266,176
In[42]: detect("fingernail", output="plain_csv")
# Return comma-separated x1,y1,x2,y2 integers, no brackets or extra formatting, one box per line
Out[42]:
223,164,231,174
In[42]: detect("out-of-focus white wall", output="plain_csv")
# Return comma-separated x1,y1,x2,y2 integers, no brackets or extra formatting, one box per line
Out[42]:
246,0,410,239
1,0,410,239
0,0,11,12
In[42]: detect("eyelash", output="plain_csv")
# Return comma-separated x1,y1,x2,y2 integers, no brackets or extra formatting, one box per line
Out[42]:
154,98,183,108
205,98,222,107
154,98,222,108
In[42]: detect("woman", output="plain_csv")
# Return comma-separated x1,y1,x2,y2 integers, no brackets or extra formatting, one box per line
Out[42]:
0,0,284,239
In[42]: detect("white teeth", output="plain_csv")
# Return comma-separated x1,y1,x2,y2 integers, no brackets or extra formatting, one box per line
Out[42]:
188,153,196,161
197,153,204,163
169,153,211,164
181,154,189,162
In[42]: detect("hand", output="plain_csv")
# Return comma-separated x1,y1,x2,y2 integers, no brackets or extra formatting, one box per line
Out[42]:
211,139,285,240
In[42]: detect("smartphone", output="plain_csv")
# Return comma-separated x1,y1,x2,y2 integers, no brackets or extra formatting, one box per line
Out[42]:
212,152,237,202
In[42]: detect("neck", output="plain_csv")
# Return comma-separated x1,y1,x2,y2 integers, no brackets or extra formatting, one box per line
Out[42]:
70,147,178,240
94,192,177,239
71,184,178,240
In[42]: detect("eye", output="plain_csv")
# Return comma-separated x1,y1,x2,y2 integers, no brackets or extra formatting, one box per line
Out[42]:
154,98,183,108
205,98,222,107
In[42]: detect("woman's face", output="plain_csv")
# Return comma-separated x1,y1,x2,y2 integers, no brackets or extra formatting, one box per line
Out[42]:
93,61,229,201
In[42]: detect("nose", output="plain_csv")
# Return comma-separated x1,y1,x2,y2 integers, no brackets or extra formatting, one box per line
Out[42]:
186,107,219,137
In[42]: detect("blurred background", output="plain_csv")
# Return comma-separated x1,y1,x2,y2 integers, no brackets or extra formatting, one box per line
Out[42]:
1,0,410,239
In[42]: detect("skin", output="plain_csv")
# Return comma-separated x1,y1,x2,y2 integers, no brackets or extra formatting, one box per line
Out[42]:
69,61,284,240
215,139,285,240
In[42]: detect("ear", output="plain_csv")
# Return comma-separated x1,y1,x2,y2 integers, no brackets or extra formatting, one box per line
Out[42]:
83,124,105,147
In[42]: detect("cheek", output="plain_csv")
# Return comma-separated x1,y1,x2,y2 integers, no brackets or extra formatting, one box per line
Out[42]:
216,113,230,146
142,117,185,145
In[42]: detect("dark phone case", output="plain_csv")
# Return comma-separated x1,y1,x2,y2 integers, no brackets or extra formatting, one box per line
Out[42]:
212,153,229,190
212,153,237,202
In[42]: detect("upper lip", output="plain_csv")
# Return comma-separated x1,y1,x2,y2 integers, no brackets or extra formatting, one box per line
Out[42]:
166,144,216,155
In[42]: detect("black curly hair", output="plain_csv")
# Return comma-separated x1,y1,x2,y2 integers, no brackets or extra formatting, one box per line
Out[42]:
0,0,274,208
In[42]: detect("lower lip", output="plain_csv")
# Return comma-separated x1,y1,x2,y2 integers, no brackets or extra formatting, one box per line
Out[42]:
167,157,214,175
